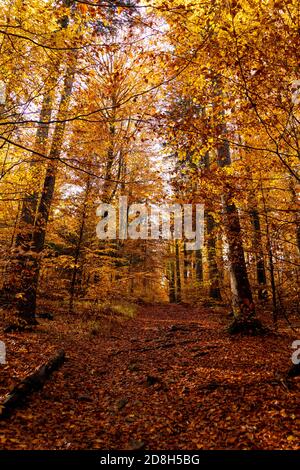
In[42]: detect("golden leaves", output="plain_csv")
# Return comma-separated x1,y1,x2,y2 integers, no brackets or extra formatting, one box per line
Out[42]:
78,4,88,15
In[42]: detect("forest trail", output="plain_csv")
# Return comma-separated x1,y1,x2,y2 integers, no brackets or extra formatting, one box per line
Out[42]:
0,305,299,450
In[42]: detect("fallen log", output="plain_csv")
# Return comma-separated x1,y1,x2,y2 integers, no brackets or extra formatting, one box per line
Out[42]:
0,349,65,418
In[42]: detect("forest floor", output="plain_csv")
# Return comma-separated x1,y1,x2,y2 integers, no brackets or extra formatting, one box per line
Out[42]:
0,304,299,450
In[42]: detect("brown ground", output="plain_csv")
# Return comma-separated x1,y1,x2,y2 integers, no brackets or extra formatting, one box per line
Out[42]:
0,304,299,450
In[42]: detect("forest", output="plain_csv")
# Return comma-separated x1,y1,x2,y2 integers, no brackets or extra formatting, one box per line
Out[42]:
0,0,299,457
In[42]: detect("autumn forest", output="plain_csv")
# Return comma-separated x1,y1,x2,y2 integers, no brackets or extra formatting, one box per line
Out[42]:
0,0,299,456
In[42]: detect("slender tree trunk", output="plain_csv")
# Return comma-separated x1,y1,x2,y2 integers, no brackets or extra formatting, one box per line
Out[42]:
206,212,222,300
175,240,181,303
69,177,90,313
247,180,267,299
102,130,115,202
249,207,267,298
183,244,189,282
195,248,203,283
202,152,222,300
261,183,278,328
10,200,21,249
168,243,176,303
169,262,176,303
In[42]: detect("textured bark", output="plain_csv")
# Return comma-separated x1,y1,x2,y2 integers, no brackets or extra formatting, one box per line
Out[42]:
223,193,255,318
211,73,255,319
216,127,254,319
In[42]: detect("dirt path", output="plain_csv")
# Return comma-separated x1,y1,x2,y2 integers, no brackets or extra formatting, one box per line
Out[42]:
0,305,299,450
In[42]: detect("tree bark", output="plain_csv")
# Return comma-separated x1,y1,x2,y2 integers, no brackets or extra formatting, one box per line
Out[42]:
195,248,203,283
261,183,278,328
216,129,255,319
206,212,222,300
250,207,267,298
69,177,91,313
175,240,181,303
183,244,189,282
168,244,176,303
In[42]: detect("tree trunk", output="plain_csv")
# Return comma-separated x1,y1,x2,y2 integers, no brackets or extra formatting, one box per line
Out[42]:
1,85,55,325
217,128,255,320
203,152,222,300
206,212,222,300
183,244,189,282
69,177,90,313
12,58,77,327
250,207,267,298
261,183,278,328
168,244,176,303
175,240,181,303
195,248,203,283
223,193,255,318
